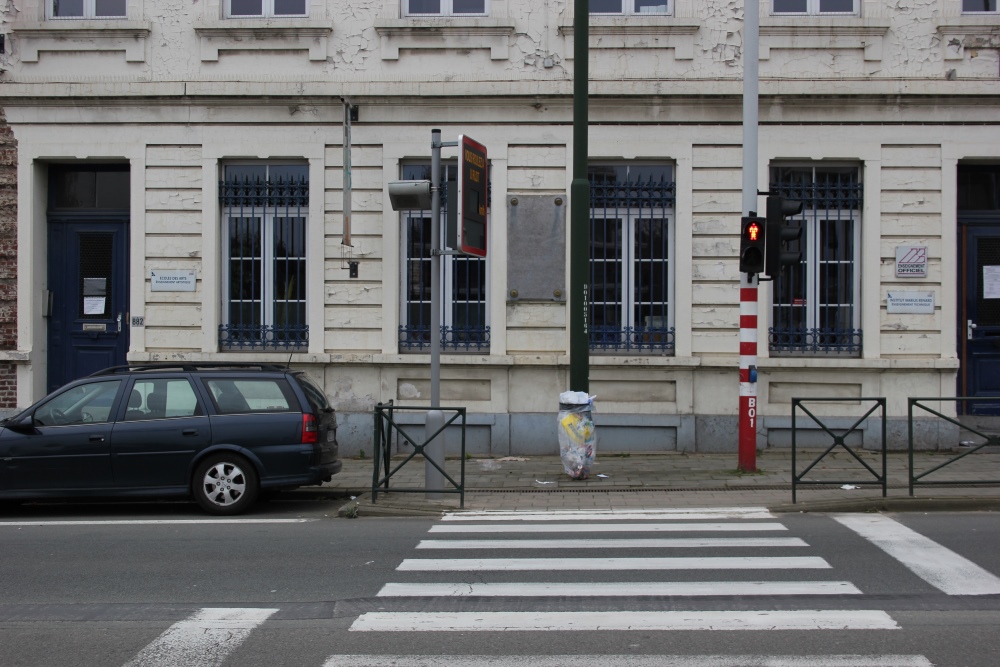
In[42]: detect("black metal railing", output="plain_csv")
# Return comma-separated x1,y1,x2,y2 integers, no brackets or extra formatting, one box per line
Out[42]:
908,397,1000,495
791,397,887,503
372,402,466,507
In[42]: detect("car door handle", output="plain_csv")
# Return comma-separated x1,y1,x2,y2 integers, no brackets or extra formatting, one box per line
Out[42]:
183,429,199,436
89,435,105,443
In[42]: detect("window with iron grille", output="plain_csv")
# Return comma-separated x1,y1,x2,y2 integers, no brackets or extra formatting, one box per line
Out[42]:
590,0,673,15
589,164,675,354
403,0,489,16
219,164,309,351
768,165,863,355
772,0,857,15
399,163,490,353
49,0,126,19
226,0,307,17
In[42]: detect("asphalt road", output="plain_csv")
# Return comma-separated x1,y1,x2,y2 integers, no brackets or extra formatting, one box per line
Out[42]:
0,499,998,667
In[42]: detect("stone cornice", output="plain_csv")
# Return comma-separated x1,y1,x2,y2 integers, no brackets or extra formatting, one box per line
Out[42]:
373,18,517,60
12,21,152,63
759,18,891,62
193,20,333,62
558,19,701,60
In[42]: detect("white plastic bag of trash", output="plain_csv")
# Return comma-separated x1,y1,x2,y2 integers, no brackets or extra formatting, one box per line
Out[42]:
557,391,597,480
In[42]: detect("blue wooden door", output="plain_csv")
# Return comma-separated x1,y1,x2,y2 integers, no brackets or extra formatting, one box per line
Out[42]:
47,218,130,392
960,223,1000,415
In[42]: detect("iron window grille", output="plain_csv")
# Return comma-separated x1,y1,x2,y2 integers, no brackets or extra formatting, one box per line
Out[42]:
226,0,307,18
772,0,858,15
590,0,673,15
399,164,490,353
49,0,126,19
219,165,309,351
768,165,863,355
589,165,676,354
403,0,489,17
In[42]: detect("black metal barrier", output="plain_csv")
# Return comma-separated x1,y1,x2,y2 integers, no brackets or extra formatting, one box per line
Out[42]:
372,402,466,507
791,397,887,503
908,397,1000,495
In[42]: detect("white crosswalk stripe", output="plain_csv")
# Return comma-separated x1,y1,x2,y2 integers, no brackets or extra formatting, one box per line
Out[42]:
325,655,934,667
377,581,863,597
121,607,277,667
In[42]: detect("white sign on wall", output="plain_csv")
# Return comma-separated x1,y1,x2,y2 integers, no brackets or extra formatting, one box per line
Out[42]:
895,246,928,278
150,269,197,292
887,291,935,314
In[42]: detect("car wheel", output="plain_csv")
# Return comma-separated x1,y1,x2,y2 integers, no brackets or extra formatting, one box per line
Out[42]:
193,453,259,515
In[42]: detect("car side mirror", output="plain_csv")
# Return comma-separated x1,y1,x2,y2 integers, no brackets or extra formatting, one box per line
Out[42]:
4,413,36,433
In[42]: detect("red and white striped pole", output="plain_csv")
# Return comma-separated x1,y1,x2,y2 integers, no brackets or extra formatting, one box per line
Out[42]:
739,280,758,472
738,0,760,473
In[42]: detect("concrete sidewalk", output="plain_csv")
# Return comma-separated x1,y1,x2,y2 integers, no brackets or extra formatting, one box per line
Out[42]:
300,447,1000,517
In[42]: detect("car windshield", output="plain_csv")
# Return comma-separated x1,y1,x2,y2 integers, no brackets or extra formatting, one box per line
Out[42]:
297,373,331,412
34,380,122,426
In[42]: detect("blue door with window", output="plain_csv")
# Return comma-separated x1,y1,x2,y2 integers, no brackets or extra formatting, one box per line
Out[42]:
47,165,131,393
958,166,1000,415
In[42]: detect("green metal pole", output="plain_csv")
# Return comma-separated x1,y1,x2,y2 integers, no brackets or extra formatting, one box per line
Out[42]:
569,0,590,393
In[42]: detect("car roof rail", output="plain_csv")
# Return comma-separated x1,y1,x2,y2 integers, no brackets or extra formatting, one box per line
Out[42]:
88,362,291,376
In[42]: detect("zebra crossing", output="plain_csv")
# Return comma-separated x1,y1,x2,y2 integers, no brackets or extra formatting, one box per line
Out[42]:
350,507,894,634
113,506,1000,666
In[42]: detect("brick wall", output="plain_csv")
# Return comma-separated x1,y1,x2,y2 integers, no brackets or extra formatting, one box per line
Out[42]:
0,109,18,408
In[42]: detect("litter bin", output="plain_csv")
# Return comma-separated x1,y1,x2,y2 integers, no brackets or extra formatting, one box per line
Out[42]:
557,391,597,479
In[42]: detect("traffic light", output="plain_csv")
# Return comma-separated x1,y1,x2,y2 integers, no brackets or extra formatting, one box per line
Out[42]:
765,195,804,278
739,216,766,275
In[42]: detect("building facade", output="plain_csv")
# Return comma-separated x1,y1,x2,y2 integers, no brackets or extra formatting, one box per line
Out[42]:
1,0,998,455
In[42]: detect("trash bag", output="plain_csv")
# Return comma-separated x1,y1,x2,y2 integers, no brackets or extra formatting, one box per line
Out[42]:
557,391,597,479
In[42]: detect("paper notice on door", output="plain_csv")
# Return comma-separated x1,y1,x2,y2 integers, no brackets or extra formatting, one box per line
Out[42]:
985,266,1000,299
83,297,106,315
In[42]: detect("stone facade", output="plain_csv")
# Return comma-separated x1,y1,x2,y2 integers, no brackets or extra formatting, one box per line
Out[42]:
1,1,998,453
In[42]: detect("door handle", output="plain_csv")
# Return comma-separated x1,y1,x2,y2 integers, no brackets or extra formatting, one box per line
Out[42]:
182,429,199,436
89,435,105,443
117,312,123,333
968,319,977,340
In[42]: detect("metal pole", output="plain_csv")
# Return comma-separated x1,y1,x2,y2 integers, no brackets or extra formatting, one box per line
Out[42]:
569,0,590,393
738,0,760,473
426,129,445,497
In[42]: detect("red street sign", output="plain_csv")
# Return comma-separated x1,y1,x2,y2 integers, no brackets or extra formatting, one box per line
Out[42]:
458,135,488,257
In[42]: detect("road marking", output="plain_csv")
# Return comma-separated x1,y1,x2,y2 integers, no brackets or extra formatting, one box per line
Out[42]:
442,508,775,521
326,655,931,667
397,556,830,571
121,607,277,667
833,513,1000,595
417,537,808,549
0,519,315,527
350,609,898,632
429,522,789,534
377,581,862,597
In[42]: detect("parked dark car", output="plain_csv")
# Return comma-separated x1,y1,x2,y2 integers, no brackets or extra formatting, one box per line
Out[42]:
0,363,341,515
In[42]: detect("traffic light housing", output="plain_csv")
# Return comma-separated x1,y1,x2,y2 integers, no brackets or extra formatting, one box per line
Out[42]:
739,216,766,275
765,195,804,278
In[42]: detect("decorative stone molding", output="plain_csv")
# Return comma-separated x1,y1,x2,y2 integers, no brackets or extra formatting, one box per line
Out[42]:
559,19,701,60
937,17,1000,61
373,18,517,61
12,22,152,63
193,20,333,62
759,19,891,62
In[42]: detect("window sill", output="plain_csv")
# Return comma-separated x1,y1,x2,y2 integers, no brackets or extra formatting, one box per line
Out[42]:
12,21,152,63
759,18,891,62
558,18,701,60
193,20,332,62
373,18,517,60
937,17,1000,61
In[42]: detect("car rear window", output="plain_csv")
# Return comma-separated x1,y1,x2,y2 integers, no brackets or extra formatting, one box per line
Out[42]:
296,373,331,412
204,378,299,414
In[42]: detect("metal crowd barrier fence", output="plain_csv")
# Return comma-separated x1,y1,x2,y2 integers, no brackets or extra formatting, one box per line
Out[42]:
908,397,1000,496
791,397,887,503
371,402,466,508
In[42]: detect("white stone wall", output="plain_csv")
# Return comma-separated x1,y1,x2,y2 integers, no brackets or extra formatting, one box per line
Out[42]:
2,0,997,451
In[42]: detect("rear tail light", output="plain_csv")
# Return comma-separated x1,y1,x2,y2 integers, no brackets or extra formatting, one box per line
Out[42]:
301,414,319,444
